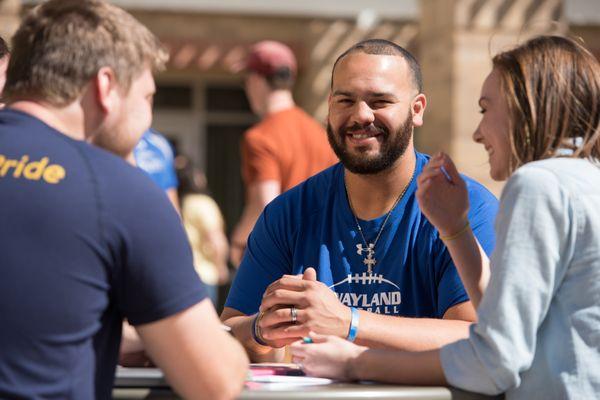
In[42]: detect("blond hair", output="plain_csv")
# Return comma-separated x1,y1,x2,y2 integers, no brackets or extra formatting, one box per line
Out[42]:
493,36,600,171
4,0,168,106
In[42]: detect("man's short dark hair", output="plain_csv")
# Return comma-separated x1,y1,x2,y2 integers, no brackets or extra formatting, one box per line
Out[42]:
0,35,9,59
331,39,422,93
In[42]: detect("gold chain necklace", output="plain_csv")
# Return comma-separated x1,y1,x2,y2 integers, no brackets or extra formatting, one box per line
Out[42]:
344,168,415,274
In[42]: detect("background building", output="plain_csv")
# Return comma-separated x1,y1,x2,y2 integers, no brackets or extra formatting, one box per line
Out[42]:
5,0,600,235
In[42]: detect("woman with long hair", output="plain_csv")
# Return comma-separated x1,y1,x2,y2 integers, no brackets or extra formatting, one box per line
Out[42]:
290,35,600,398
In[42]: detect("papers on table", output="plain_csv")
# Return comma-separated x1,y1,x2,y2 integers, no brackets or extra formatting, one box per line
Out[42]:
247,363,334,388
249,374,334,387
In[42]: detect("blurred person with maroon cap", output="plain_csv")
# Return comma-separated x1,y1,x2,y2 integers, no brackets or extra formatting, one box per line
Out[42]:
230,40,337,267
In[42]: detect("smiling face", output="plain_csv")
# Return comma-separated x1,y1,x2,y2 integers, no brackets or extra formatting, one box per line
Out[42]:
327,52,424,175
473,69,512,181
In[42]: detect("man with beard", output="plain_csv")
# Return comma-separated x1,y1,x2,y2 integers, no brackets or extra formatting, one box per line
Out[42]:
221,39,498,362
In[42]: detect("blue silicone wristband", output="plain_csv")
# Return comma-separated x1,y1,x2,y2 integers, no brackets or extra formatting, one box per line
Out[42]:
346,307,359,342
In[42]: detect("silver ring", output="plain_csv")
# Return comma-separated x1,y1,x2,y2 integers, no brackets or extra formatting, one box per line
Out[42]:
290,306,297,324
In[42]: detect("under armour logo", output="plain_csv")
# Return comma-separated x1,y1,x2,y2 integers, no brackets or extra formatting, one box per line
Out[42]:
356,243,374,257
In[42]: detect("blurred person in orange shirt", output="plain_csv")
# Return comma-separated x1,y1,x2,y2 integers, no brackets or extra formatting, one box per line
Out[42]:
230,40,337,266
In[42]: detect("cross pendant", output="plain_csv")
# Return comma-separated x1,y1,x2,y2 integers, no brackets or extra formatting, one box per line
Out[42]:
357,243,376,274
363,253,377,274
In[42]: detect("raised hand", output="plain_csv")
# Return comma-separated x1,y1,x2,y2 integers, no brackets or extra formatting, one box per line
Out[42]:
416,152,469,237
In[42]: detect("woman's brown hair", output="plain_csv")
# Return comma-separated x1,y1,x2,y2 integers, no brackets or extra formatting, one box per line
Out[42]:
492,35,600,171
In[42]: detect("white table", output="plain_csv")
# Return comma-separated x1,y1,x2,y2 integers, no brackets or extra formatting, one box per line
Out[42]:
113,367,503,400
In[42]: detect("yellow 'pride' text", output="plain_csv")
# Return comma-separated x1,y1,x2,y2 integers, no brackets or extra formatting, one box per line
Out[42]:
0,154,66,184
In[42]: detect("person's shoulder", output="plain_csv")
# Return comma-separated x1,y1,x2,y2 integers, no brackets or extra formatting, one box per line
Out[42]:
498,158,592,215
290,106,322,123
511,159,569,188
505,158,596,198
182,193,220,213
285,107,326,133
69,138,168,209
81,143,165,200
247,107,321,136
78,141,135,172
279,162,339,198
268,106,307,122
522,157,599,176
140,129,173,158
266,162,341,216
133,130,152,150
252,163,340,241
243,119,271,142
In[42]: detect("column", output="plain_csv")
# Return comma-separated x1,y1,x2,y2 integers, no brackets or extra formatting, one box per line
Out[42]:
0,0,21,43
419,0,565,195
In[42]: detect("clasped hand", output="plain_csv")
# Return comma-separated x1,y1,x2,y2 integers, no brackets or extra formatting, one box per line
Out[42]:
256,267,350,348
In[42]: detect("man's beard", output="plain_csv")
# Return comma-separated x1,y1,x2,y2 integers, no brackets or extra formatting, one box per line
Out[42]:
327,113,413,175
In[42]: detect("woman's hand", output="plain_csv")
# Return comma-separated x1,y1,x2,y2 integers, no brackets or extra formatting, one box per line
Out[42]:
416,152,469,237
290,333,366,380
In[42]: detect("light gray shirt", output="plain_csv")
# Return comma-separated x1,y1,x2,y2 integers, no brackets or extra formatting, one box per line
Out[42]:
440,158,600,399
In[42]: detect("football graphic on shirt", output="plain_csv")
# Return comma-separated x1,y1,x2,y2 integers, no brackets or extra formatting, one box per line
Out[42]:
329,272,402,315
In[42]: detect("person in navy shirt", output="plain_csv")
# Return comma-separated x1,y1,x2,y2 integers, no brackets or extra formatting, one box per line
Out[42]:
221,39,498,362
0,1,247,399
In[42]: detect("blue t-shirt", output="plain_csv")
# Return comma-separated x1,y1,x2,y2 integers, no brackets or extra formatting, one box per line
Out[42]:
0,110,206,399
226,152,498,318
133,129,178,190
